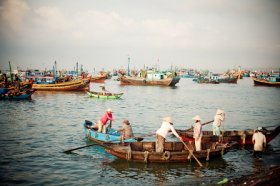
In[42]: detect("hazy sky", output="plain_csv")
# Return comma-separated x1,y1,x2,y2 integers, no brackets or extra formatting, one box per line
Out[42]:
0,0,280,72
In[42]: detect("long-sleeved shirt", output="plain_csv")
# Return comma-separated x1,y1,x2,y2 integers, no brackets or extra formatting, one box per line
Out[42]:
156,121,180,139
213,114,224,127
118,124,134,138
99,112,113,125
193,121,202,139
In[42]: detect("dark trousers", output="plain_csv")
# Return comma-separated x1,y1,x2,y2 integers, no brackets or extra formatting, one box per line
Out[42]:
253,150,263,158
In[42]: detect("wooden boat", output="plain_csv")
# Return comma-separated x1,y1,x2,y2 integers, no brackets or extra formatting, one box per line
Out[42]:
32,79,89,91
103,141,230,163
176,125,280,146
87,91,123,99
119,76,180,86
253,77,280,87
83,120,138,144
90,72,108,83
0,88,35,100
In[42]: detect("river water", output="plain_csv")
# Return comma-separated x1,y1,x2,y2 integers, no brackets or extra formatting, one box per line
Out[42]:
0,78,279,185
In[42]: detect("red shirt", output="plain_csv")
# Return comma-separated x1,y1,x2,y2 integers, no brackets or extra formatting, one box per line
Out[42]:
100,112,113,125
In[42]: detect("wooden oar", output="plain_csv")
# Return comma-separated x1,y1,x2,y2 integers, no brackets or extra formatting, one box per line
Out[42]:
179,138,203,167
63,143,97,153
63,132,150,153
186,120,214,132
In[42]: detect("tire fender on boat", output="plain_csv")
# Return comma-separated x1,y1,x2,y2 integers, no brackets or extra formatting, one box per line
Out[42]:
162,151,171,160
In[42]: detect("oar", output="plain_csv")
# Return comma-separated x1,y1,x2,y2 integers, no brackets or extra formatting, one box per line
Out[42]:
63,143,97,153
63,133,150,153
186,120,214,132
178,138,203,167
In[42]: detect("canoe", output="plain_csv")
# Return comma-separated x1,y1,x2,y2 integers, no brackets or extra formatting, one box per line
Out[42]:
83,120,138,144
119,76,180,86
103,141,230,163
32,79,89,91
0,89,35,100
87,91,123,99
253,77,280,87
176,125,280,146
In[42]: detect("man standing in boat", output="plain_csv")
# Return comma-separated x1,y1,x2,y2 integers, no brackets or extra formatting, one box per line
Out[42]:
97,108,113,133
192,115,202,151
155,117,182,153
213,109,225,139
252,127,266,159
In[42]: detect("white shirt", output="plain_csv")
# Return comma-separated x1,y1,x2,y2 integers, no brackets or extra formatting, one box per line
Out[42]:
213,114,224,127
252,132,266,151
156,121,180,139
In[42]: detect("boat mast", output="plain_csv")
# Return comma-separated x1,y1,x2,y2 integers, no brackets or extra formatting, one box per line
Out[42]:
9,61,13,82
127,56,130,76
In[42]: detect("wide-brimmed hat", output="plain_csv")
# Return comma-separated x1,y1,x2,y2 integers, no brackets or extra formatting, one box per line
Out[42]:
163,117,173,124
216,109,224,115
192,115,201,121
107,108,113,113
123,119,130,125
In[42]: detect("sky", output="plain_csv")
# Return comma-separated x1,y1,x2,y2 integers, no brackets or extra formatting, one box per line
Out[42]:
0,0,280,73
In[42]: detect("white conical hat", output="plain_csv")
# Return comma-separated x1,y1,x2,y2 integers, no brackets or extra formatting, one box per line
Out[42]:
163,117,173,123
192,115,201,121
216,109,224,115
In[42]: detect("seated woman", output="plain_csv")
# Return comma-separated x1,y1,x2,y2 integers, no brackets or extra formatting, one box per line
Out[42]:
118,119,134,140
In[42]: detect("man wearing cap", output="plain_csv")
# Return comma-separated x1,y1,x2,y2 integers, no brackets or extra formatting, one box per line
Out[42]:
213,109,225,136
97,108,113,133
252,127,266,158
118,119,134,139
192,115,202,151
155,117,182,153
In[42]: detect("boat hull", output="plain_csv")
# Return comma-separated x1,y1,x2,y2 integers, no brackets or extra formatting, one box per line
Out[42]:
176,126,280,145
32,79,89,91
83,121,136,144
104,141,230,163
87,91,123,99
253,78,280,87
119,76,180,86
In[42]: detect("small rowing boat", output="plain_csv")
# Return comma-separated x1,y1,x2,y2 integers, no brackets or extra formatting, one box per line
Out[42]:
83,120,139,145
103,141,230,163
86,91,123,99
176,125,280,146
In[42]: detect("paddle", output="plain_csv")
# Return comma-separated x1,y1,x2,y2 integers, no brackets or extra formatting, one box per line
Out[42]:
186,120,214,132
63,143,97,153
63,133,147,153
179,138,203,167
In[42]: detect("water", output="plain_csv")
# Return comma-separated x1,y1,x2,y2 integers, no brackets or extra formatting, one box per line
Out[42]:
0,78,279,185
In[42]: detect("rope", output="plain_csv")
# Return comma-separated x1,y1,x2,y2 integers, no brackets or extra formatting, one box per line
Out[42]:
126,149,132,160
144,151,149,162
206,149,210,161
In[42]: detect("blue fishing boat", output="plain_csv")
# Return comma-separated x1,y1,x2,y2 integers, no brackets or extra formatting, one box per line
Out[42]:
83,120,140,145
0,88,35,100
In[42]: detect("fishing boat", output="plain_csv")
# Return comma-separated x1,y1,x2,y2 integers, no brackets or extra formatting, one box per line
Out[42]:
87,91,123,99
103,141,230,163
83,120,139,144
90,72,108,83
176,125,280,146
0,88,35,100
119,75,180,86
253,77,280,87
32,79,89,91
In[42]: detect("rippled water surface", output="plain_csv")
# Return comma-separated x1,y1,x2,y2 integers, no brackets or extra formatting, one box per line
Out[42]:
0,78,279,185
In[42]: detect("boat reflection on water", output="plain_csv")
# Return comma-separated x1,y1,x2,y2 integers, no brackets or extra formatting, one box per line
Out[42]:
106,157,228,184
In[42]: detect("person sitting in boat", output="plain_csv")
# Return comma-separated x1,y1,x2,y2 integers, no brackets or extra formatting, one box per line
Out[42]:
155,117,182,153
212,109,225,137
192,115,202,151
252,127,266,159
100,85,107,95
118,119,134,140
97,108,113,133
14,76,21,92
